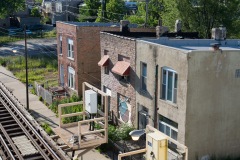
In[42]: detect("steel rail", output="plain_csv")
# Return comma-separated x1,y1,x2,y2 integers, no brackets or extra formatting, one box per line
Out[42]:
0,135,16,160
0,123,24,160
0,87,62,160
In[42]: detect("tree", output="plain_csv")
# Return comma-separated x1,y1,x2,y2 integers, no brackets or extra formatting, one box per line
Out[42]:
176,0,240,38
0,0,25,18
105,0,126,22
31,7,41,17
124,0,179,29
78,0,101,22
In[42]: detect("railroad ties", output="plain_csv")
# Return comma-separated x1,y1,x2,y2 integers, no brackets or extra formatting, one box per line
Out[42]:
0,83,71,160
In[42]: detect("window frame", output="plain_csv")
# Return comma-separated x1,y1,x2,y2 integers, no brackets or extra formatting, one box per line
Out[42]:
67,39,74,59
68,66,75,89
161,67,178,103
140,62,147,91
158,115,178,149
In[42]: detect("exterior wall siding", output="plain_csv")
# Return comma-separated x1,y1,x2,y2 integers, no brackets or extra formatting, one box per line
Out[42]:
186,50,240,159
136,40,188,145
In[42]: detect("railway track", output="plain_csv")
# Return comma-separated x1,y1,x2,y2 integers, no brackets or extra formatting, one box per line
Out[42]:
0,83,71,160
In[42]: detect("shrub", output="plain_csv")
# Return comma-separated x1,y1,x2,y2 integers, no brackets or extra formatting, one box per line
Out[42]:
39,96,43,101
41,122,53,135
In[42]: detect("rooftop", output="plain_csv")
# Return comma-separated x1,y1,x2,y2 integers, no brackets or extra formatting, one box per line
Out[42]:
141,38,240,51
102,31,157,39
57,21,137,28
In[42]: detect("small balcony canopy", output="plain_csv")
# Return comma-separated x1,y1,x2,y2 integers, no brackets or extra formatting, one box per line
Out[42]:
112,61,130,76
98,55,109,67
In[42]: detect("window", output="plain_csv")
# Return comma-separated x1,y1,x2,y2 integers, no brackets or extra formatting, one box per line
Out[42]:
141,62,147,91
235,69,240,78
104,66,109,74
67,39,74,59
59,36,62,55
161,67,178,103
68,67,75,89
119,75,129,83
159,115,178,149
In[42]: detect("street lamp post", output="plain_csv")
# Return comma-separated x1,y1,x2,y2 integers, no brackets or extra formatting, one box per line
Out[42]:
13,25,29,111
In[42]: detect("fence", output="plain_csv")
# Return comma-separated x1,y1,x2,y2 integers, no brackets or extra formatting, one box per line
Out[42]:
34,81,53,105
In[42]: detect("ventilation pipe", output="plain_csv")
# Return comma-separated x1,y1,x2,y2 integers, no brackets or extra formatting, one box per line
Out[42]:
175,19,182,32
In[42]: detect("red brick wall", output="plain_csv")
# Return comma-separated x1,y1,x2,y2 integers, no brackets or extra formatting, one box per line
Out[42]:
57,22,78,95
100,33,137,126
57,22,120,96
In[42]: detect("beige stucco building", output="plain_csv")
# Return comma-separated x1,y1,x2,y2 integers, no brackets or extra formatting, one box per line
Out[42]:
135,38,240,159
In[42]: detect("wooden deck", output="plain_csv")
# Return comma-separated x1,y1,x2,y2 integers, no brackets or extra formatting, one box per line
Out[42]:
53,124,106,150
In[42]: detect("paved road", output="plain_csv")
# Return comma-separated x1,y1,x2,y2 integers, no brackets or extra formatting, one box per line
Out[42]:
0,38,57,58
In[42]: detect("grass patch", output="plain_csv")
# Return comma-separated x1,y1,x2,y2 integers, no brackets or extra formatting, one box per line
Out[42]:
49,94,83,123
41,122,54,135
0,55,58,85
0,36,22,44
0,29,56,45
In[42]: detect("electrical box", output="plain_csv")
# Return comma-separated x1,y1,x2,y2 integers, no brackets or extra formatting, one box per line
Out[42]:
146,132,168,160
85,90,97,114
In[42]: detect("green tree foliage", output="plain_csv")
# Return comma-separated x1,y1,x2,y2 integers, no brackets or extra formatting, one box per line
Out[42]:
31,7,41,17
96,0,126,22
176,0,240,38
0,0,25,18
79,0,101,22
124,0,179,29
106,0,126,22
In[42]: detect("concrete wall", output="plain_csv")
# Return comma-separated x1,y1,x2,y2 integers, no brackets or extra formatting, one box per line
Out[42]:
136,40,189,144
186,50,240,159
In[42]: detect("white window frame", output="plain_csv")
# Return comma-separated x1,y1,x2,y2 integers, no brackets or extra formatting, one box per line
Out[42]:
161,67,178,103
68,66,75,89
67,39,74,59
140,62,147,91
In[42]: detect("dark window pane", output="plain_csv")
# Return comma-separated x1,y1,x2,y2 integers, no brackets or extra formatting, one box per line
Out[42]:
162,84,166,99
162,69,166,84
167,71,173,101
159,123,164,133
142,63,147,77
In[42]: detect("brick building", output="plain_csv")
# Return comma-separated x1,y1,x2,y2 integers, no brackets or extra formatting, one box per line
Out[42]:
57,21,155,97
98,25,156,125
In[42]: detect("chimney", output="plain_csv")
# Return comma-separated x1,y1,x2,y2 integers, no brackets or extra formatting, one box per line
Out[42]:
212,26,226,40
156,20,169,37
156,26,169,37
175,19,182,32
120,20,130,33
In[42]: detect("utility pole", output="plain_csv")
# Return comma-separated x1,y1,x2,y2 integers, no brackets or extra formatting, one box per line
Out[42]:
101,0,106,20
66,1,69,21
145,0,149,27
24,25,29,111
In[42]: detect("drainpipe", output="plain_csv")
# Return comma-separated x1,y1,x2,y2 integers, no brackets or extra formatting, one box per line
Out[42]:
154,65,158,128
